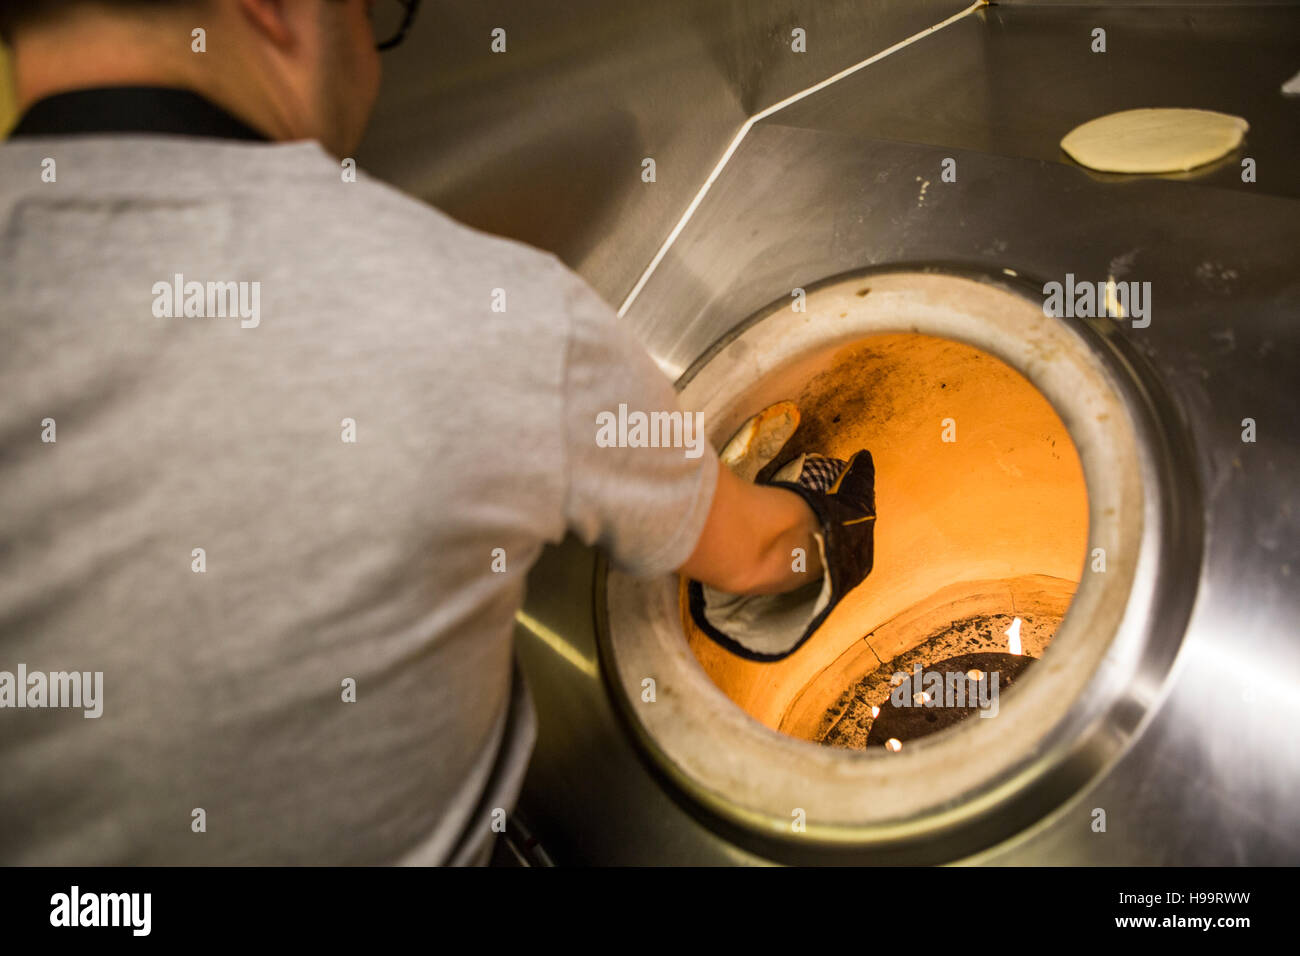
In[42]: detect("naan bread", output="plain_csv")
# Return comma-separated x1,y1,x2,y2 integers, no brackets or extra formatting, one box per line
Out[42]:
1061,108,1249,173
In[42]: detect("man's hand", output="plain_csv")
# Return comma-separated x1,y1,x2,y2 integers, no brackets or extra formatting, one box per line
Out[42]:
677,464,824,595
687,450,875,660
673,398,876,660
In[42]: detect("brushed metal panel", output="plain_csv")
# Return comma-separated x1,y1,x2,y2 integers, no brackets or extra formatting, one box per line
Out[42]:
359,0,975,304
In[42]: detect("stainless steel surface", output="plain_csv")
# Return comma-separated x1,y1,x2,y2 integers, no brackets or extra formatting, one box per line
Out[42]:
1000,0,1297,6
372,2,1299,863
628,3,1300,374
359,0,974,306
763,3,1300,200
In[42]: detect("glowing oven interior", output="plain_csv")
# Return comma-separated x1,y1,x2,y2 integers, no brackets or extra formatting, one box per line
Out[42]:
678,331,1089,750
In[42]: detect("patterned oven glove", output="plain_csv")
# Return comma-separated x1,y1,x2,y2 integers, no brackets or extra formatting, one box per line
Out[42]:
687,404,877,661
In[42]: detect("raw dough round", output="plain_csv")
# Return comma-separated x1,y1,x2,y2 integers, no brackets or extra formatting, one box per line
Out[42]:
1060,107,1249,173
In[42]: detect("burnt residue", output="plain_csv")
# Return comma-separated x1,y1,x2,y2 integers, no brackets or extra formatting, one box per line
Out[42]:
865,651,1036,746
756,343,902,479
754,336,982,479
817,611,1062,750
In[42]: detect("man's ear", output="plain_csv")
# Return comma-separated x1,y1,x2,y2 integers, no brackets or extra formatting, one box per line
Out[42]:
235,0,296,50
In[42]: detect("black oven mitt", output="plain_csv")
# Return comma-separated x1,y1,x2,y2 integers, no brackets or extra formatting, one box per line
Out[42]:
687,448,876,661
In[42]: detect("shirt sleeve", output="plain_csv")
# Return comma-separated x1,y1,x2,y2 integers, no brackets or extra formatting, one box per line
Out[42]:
557,268,719,578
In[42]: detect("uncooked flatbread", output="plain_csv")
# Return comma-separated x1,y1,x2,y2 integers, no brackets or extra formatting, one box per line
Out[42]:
1060,108,1249,173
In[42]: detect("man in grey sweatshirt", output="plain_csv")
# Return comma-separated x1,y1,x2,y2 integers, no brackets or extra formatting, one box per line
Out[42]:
0,0,863,865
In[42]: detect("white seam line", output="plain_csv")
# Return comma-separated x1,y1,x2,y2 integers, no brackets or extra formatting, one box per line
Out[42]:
617,0,987,319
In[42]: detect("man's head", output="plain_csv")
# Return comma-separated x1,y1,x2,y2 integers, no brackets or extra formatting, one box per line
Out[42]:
1,0,391,156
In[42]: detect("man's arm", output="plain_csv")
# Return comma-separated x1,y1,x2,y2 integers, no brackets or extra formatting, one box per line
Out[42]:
677,463,824,595
552,267,826,597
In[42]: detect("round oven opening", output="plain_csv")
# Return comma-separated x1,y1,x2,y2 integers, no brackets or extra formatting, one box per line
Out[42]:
677,331,1089,750
598,268,1185,863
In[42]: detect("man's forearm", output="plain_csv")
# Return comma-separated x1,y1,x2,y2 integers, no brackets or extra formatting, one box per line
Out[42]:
679,464,824,595
740,483,824,594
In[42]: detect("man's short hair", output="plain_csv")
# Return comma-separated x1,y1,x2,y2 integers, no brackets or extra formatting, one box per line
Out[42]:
0,2,196,45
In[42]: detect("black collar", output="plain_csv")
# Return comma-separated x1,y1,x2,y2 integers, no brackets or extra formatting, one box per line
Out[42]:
7,86,271,142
